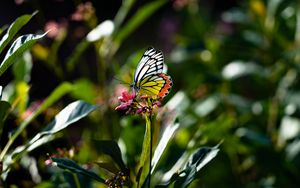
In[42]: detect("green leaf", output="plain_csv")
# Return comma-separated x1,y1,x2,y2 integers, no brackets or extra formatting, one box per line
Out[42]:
136,115,152,188
0,11,37,55
278,115,300,144
194,95,220,117
0,32,47,77
151,115,179,174
222,61,270,80
174,146,220,188
92,140,126,171
158,145,220,188
8,100,98,165
28,100,99,150
114,0,167,44
114,0,136,30
42,100,98,134
12,51,32,82
0,82,73,161
71,79,97,103
51,157,105,183
2,100,98,180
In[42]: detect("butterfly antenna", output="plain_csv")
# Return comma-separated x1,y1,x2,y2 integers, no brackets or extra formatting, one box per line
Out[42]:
113,76,130,86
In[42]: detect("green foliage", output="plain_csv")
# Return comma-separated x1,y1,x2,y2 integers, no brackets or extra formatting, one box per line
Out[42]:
0,11,37,54
3,0,300,187
51,157,105,183
0,33,47,76
0,12,99,185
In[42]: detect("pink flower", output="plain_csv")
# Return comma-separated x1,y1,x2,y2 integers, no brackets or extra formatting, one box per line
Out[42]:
44,20,67,39
22,100,43,119
71,2,95,21
115,91,136,111
115,90,163,115
118,91,136,102
136,106,147,114
45,158,54,166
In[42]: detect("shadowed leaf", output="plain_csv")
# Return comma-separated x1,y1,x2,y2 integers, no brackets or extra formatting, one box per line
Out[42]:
92,140,126,172
52,157,105,183
0,100,11,136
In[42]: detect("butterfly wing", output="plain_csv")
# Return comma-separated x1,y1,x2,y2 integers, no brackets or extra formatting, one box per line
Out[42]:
134,47,164,84
138,73,173,98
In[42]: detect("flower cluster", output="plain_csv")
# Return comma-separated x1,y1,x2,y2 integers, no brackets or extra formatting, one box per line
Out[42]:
105,169,130,188
71,2,95,22
115,91,162,115
44,20,68,39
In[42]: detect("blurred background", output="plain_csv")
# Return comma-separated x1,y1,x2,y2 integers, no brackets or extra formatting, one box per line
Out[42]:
1,0,300,187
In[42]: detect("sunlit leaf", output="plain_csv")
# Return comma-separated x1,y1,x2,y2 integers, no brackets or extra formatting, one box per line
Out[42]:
284,91,300,107
114,0,136,30
151,117,179,174
2,101,98,180
173,145,219,188
16,81,29,113
194,95,220,117
165,91,190,113
278,116,300,145
28,100,99,148
20,155,41,183
0,11,37,54
159,145,220,187
8,101,98,161
286,139,300,161
222,61,269,80
157,145,219,188
0,32,47,76
136,116,152,188
51,157,105,183
0,82,73,163
27,135,56,152
86,20,114,42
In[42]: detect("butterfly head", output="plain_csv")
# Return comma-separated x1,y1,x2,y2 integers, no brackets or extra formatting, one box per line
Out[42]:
130,82,139,96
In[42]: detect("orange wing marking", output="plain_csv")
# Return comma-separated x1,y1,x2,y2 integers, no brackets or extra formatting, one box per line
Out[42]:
158,73,173,98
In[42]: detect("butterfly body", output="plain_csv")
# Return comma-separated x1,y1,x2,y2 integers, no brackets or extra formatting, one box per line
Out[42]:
131,47,173,98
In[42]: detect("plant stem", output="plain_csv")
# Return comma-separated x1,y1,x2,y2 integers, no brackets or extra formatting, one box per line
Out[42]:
72,172,81,188
145,114,152,188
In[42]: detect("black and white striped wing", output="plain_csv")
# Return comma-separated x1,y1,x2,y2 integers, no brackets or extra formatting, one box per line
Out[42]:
133,47,164,83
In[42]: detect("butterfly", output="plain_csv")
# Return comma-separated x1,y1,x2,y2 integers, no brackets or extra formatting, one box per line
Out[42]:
130,47,173,98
